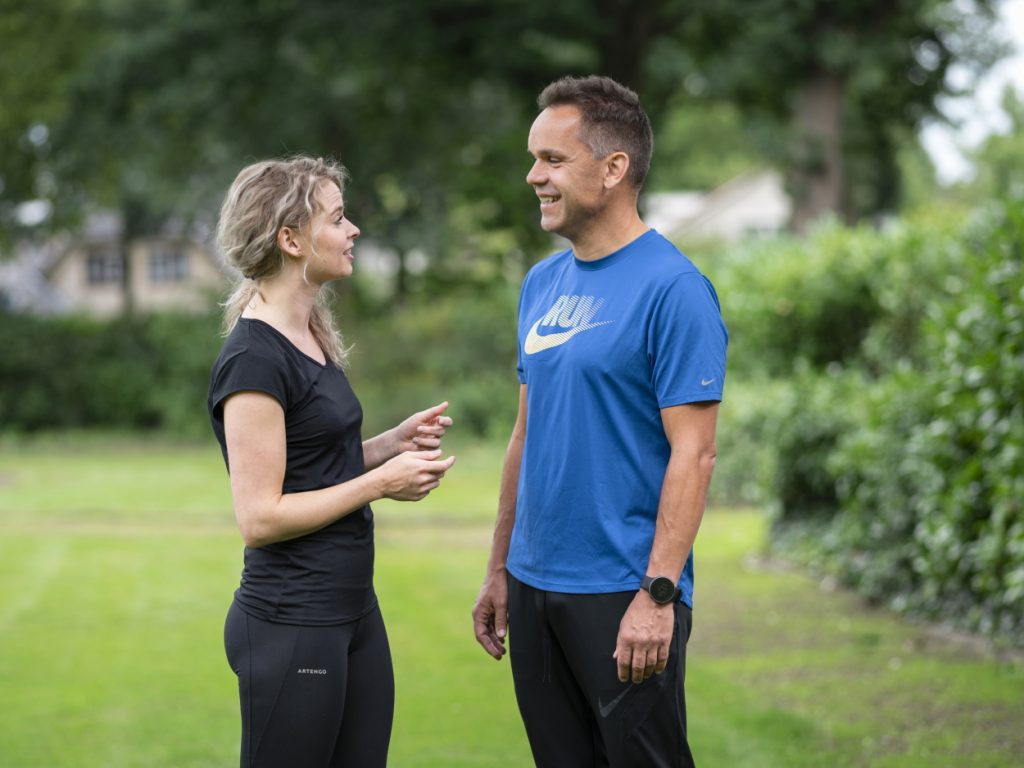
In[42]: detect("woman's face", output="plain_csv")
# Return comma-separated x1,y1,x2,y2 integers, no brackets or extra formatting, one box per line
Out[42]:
305,182,360,283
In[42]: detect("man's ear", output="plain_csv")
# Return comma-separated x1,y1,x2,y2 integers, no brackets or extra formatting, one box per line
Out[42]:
603,151,631,190
277,226,303,259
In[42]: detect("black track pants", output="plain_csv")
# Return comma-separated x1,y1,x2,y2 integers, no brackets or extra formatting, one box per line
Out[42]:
508,575,695,768
224,600,394,768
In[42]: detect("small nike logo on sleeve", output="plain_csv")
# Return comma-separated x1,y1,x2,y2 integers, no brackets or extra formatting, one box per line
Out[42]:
701,378,715,386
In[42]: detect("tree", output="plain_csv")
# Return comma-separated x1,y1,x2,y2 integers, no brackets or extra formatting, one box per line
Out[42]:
0,0,108,241
680,0,1007,231
965,85,1024,200
0,0,1011,292
1,0,705,286
28,0,577,296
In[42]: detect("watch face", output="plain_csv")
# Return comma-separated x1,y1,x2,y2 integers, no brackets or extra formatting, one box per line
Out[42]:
649,577,676,604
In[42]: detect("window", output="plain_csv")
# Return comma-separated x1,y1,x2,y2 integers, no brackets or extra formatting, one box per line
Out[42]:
149,244,189,283
86,249,123,284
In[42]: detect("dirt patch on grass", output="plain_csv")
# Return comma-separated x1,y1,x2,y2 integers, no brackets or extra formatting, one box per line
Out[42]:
734,668,1024,760
696,552,1024,667
908,619,1024,665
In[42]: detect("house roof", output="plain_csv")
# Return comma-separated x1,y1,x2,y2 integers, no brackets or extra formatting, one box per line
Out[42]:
0,239,70,314
643,169,791,244
39,211,221,279
1,210,224,314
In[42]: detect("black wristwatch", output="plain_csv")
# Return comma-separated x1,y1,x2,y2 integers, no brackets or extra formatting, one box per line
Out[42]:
641,575,681,605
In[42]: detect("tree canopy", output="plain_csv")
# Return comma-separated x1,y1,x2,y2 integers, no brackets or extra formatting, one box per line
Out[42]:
0,0,1009,274
679,0,1006,228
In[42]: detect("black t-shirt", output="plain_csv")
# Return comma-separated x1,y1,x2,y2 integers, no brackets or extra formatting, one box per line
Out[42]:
208,318,375,625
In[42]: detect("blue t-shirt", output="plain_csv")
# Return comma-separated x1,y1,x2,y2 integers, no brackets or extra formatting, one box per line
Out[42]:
507,229,727,607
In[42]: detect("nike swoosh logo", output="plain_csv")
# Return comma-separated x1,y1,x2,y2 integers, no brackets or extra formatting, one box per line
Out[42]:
598,685,632,718
701,378,715,386
523,318,613,354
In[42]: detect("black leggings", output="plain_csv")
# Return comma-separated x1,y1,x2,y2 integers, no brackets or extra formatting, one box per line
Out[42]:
224,600,394,768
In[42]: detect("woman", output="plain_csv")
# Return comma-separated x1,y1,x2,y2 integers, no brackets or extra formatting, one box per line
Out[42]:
207,156,455,767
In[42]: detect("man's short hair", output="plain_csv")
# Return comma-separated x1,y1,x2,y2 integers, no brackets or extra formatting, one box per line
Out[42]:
537,75,653,191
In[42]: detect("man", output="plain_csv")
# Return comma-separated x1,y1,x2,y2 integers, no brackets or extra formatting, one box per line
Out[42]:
472,75,727,768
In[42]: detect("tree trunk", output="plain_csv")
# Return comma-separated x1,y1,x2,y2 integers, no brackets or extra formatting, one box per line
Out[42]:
598,0,675,109
394,249,408,303
595,0,655,90
788,71,847,234
119,205,135,317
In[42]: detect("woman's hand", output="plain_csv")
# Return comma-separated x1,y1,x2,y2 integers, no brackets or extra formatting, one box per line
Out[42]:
363,402,454,471
373,448,456,501
394,401,453,452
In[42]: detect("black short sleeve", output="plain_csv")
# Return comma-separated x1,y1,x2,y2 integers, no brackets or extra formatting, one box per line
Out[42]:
208,344,291,418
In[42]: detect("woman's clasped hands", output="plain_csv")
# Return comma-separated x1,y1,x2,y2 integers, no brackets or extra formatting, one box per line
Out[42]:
376,401,455,501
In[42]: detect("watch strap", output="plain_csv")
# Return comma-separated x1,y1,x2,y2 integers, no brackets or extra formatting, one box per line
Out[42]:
640,575,681,604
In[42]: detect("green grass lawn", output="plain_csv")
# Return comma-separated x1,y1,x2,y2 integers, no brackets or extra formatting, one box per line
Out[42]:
1,433,1021,767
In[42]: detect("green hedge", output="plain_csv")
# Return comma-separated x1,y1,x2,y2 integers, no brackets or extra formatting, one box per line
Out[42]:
0,284,522,441
702,208,964,379
703,207,966,515
0,312,223,435
343,284,521,439
827,201,1024,637
712,198,1024,641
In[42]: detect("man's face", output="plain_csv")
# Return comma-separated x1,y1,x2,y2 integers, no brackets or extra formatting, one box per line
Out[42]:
526,105,609,241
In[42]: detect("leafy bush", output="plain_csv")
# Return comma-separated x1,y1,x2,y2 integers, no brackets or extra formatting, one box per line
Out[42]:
763,364,865,522
0,282,522,440
708,376,785,506
343,283,520,439
774,199,1024,640
703,224,880,377
704,197,1023,641
839,201,1023,636
707,206,969,523
0,312,223,435
702,207,964,379
859,208,968,373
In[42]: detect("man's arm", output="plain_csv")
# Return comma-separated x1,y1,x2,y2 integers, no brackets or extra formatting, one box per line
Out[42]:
472,384,528,660
614,400,719,683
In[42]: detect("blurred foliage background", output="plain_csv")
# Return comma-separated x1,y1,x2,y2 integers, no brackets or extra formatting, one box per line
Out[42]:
1,0,1023,648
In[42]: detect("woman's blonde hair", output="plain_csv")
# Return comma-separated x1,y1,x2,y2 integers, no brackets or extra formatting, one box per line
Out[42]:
217,156,351,366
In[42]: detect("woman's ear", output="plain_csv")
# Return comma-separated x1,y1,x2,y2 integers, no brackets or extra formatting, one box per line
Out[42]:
277,226,304,259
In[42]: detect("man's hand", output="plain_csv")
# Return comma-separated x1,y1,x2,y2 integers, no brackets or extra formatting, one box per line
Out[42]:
394,402,453,452
472,572,509,660
613,591,674,683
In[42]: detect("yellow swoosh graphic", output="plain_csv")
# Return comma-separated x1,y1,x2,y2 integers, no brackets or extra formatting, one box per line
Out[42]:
523,318,613,354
